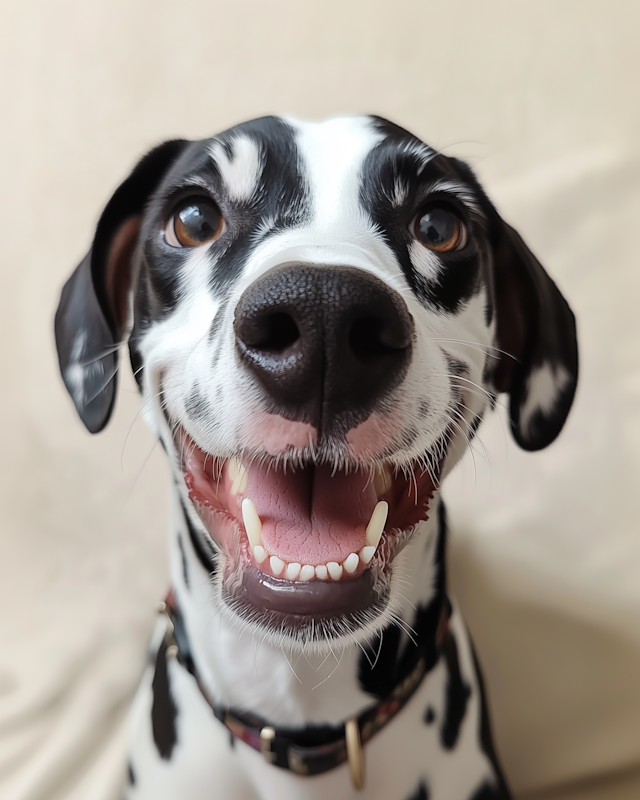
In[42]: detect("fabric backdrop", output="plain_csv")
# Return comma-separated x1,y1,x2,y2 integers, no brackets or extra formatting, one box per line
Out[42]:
1,1,639,798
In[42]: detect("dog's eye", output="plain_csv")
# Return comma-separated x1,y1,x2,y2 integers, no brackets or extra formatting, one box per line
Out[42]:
166,197,223,247
415,207,464,252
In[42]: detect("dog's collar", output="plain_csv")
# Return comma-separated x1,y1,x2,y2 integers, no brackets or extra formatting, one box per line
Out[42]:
159,589,450,792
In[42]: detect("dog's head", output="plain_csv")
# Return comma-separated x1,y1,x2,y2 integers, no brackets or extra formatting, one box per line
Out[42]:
55,116,577,647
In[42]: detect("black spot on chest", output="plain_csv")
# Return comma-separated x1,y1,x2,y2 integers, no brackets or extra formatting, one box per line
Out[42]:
151,639,178,760
469,781,511,800
439,631,471,749
405,779,429,800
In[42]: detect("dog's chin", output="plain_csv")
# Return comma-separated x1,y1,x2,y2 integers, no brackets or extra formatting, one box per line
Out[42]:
175,426,438,644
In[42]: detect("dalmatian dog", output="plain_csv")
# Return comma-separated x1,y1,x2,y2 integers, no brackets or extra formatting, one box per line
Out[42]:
55,116,578,800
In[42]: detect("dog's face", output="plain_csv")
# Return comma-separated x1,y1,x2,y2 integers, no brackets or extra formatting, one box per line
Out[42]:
55,116,577,648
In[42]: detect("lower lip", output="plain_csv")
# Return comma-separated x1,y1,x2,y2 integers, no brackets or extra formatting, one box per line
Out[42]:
237,562,379,617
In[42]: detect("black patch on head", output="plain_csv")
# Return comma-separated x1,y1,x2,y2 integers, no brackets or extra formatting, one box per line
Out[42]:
405,779,430,800
177,532,190,589
130,117,310,359
469,781,510,800
360,118,490,315
439,631,471,749
358,499,448,697
127,762,136,785
151,639,178,760
423,705,435,724
229,730,236,749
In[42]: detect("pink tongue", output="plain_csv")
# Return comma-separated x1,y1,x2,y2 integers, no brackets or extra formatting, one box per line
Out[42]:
247,463,378,565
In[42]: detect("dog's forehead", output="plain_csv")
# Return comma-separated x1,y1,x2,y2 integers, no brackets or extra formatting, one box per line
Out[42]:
202,115,438,203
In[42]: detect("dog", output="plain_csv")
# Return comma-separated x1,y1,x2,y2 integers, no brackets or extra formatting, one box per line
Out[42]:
55,115,578,800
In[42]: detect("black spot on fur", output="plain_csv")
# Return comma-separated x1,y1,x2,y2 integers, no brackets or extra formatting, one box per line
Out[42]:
151,639,178,760
440,631,471,749
185,387,209,422
405,779,429,800
470,647,513,798
423,705,435,724
127,762,136,785
177,532,190,589
469,781,510,800
357,622,403,698
229,730,236,749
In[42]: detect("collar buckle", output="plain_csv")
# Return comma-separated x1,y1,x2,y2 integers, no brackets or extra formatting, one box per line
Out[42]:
345,718,365,791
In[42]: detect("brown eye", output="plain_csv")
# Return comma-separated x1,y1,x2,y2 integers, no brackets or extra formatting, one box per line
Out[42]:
167,197,223,247
415,207,464,252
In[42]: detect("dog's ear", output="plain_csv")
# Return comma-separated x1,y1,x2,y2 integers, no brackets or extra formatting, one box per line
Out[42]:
54,140,188,433
489,214,579,451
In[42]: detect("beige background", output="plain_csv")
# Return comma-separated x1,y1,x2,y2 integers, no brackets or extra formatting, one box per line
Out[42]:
1,1,640,798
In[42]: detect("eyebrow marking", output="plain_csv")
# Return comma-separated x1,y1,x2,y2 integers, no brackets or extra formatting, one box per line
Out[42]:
424,179,483,214
208,135,263,202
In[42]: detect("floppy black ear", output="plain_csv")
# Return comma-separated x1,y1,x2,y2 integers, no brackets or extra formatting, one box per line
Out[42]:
54,140,188,433
489,215,579,451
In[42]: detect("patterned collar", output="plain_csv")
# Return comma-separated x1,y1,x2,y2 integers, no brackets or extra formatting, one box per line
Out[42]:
159,590,450,792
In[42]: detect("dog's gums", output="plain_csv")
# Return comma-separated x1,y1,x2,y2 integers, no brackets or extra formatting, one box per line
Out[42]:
178,425,437,617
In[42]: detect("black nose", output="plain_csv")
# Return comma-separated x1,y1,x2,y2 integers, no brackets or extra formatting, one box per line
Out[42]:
234,266,413,430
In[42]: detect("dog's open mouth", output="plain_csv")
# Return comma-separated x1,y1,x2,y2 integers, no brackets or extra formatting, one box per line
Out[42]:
177,427,438,628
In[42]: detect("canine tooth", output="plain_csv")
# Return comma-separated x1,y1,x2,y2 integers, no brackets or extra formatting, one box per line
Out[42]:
327,561,343,581
300,565,315,581
366,501,388,548
229,457,248,495
270,556,285,576
241,498,263,547
359,545,376,565
315,565,328,580
374,464,392,496
343,553,359,574
253,545,267,563
285,562,301,580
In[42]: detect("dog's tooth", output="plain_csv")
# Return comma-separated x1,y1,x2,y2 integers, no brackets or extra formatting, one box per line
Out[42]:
315,565,328,581
374,464,392,497
359,545,376,565
270,556,285,576
241,498,263,547
343,553,359,574
366,501,388,548
253,545,267,563
229,458,248,495
285,562,301,581
300,565,315,581
327,561,343,581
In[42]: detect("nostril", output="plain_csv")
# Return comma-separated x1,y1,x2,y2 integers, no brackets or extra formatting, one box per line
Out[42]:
348,316,410,362
242,311,300,353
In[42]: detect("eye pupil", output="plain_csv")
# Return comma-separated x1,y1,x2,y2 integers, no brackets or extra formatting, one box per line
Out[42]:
416,207,462,252
172,198,222,246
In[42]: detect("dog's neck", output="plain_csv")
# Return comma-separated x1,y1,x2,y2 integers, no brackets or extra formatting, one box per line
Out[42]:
168,488,447,728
